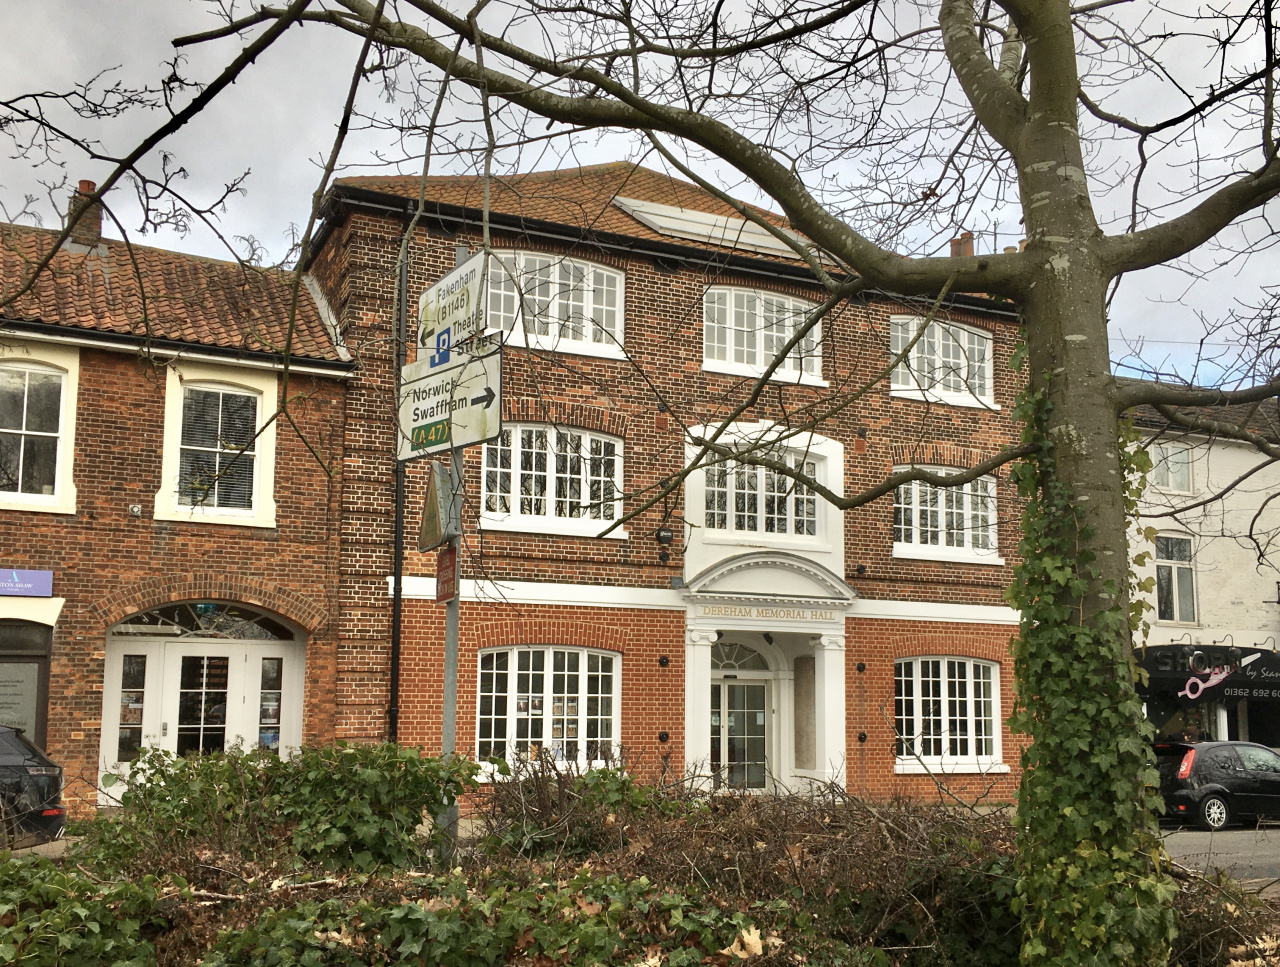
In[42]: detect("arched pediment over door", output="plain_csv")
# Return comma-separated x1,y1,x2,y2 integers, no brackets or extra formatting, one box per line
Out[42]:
683,550,856,621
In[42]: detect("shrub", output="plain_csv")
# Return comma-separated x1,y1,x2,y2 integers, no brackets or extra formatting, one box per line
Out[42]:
475,751,694,857
79,743,477,877
201,869,881,967
0,855,168,966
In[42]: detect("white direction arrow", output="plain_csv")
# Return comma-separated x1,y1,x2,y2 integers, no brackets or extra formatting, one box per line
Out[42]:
397,348,502,460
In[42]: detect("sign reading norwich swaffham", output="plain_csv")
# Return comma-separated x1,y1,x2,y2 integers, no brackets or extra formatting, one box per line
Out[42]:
397,348,502,460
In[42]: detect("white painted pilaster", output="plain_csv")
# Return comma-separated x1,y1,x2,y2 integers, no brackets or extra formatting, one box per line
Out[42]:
812,634,847,784
776,666,795,792
684,629,717,779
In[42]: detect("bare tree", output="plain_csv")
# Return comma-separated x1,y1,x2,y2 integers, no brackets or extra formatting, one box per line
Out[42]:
5,1,1280,964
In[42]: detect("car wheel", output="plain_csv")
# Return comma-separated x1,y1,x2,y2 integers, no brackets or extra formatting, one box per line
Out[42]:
1199,794,1231,832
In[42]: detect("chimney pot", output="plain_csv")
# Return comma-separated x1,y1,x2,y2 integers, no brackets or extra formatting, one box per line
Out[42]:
950,238,962,258
1003,245,1018,254
67,180,102,247
960,231,974,257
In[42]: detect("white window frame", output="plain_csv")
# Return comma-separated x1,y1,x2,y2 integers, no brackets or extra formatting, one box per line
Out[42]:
1149,442,1193,494
479,423,627,539
894,657,1006,774
889,315,996,408
154,362,277,528
0,342,78,515
702,452,823,544
486,252,625,360
892,469,1002,565
1154,533,1197,625
475,646,621,770
702,286,825,385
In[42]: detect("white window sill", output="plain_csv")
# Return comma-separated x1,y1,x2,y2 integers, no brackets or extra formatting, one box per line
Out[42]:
494,329,627,361
893,544,1004,566
701,532,832,554
1153,619,1200,629
702,359,827,387
890,388,999,410
0,493,75,515
154,504,276,529
895,761,1009,775
480,514,629,540
1148,486,1195,497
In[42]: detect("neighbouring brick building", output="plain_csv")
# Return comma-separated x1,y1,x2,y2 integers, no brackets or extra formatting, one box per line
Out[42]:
307,163,1026,799
2,166,1027,809
0,184,355,810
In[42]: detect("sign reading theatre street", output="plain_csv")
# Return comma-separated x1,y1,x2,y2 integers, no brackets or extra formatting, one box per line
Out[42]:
397,348,502,460
417,251,487,371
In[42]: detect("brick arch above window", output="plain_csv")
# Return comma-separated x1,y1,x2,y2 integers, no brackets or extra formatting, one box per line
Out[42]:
889,443,1000,473
502,398,628,439
90,574,329,635
470,616,631,656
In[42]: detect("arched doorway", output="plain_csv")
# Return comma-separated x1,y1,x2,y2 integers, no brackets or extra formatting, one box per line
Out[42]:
98,602,305,786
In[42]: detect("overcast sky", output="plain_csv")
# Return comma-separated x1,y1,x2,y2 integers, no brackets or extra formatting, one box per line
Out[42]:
1,2,1273,383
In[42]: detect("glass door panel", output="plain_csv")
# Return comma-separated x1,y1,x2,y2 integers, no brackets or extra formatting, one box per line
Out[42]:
176,655,229,755
711,681,768,789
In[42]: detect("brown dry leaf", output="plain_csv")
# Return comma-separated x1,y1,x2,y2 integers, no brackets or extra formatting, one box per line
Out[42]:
423,896,456,913
719,925,764,959
575,896,603,916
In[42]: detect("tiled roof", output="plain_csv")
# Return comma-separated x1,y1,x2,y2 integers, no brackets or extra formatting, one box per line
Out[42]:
339,162,801,259
0,224,346,363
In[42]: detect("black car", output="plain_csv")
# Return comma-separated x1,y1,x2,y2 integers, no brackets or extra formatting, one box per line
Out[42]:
1156,740,1280,831
0,726,65,847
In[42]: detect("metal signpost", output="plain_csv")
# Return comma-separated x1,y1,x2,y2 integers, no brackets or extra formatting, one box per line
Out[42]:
395,251,502,858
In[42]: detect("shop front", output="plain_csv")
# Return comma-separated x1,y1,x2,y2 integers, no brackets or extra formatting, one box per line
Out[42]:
1139,644,1280,747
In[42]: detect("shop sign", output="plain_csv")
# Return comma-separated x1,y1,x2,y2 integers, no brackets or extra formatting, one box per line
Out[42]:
0,570,53,597
1139,645,1280,705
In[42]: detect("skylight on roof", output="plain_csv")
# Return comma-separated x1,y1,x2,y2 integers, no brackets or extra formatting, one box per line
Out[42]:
612,196,806,258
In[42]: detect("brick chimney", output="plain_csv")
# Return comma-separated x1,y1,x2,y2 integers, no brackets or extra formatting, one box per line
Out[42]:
948,231,975,257
67,179,102,246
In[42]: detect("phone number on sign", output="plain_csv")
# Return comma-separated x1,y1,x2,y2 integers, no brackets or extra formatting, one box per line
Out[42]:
1222,687,1280,699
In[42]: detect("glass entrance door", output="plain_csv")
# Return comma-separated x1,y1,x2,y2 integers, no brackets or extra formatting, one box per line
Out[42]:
711,681,768,789
161,647,239,756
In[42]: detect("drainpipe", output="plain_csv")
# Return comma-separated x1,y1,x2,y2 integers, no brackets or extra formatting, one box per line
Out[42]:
388,250,408,742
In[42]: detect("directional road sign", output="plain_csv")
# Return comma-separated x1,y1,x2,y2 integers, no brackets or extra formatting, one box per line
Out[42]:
397,347,502,461
417,250,487,372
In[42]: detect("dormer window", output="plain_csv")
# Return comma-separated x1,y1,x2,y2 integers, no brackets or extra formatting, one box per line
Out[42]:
487,253,624,358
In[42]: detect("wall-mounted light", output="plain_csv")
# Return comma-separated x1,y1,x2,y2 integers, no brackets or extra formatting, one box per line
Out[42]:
857,731,867,743
856,662,866,673
658,655,670,667
857,426,868,439
855,564,867,576
656,526,674,564
658,731,670,743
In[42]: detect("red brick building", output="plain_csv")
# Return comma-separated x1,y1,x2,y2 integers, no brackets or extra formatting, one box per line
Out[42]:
0,185,354,809
2,166,1025,809
309,163,1026,799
